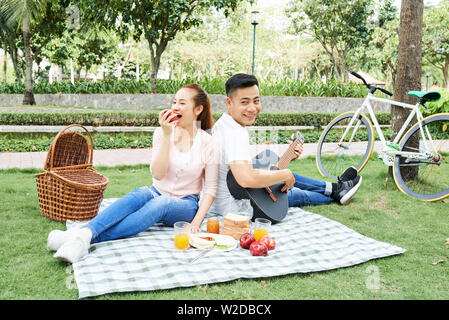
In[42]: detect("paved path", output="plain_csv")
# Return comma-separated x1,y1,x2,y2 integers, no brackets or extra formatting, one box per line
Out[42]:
0,142,384,170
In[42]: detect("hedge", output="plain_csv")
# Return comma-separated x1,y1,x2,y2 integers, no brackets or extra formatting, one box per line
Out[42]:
0,78,369,97
0,132,153,152
0,127,392,152
0,111,393,152
0,111,392,127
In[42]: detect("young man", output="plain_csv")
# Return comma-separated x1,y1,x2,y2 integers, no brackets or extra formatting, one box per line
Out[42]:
208,73,362,216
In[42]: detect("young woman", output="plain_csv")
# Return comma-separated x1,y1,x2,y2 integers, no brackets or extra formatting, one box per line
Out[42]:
47,84,219,264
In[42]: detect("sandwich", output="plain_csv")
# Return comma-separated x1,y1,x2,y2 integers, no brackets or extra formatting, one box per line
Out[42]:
190,234,215,250
190,233,237,250
214,234,236,249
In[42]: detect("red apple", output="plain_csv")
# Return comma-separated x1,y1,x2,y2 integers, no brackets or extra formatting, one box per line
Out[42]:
169,111,182,122
259,235,276,250
249,241,268,256
239,233,255,249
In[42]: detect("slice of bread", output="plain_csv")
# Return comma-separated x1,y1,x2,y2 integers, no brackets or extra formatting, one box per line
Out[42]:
223,213,251,228
220,226,250,240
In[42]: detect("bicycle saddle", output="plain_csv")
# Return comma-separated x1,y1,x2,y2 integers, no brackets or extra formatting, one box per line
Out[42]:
407,90,441,102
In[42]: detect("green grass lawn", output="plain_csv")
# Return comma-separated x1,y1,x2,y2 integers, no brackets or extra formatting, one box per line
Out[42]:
1,156,448,300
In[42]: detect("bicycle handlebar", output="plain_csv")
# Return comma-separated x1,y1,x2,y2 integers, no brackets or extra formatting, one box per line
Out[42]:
349,70,393,97
349,70,367,85
377,86,393,97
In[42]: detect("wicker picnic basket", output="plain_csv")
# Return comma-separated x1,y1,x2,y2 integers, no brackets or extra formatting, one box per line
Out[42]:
35,124,109,222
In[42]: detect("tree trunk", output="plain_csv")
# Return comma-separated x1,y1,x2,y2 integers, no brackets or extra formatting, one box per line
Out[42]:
70,58,74,84
3,51,6,83
390,0,423,177
443,55,449,89
10,47,21,83
149,56,160,93
340,61,349,83
148,43,163,94
22,16,36,105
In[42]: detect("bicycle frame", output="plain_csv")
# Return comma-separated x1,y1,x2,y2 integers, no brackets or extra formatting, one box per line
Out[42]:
340,93,438,158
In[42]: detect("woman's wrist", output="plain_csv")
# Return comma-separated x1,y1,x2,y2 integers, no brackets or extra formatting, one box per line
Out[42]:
191,215,204,227
161,128,171,138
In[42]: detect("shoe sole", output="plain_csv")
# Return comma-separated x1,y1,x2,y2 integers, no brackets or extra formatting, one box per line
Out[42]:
340,176,362,205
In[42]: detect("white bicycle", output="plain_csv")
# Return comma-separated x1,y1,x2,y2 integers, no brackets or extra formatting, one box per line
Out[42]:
316,71,449,201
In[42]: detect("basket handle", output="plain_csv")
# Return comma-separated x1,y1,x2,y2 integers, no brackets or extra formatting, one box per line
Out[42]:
46,124,94,170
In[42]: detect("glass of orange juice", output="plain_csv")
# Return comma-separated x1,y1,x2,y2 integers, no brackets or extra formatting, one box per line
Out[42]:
207,217,220,234
174,221,191,250
253,218,271,241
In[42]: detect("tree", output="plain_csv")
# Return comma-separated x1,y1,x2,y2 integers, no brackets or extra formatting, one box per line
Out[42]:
43,28,119,81
0,7,21,82
162,3,302,81
393,0,423,121
78,0,250,92
1,0,67,104
1,0,49,104
361,18,399,88
351,0,398,87
286,0,374,82
391,0,423,177
423,1,449,89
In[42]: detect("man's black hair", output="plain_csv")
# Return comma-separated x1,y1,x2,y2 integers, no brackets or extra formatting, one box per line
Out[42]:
225,73,259,97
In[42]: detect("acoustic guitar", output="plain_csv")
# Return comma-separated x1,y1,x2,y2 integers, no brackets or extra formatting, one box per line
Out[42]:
226,131,305,224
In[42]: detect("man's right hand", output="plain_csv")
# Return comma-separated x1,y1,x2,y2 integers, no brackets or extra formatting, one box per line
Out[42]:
281,169,295,192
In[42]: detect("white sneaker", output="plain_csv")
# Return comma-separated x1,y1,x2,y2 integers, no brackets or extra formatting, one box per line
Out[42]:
53,236,89,264
339,176,363,205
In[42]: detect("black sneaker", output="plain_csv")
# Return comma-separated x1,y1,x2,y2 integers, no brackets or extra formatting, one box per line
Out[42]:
338,166,358,182
331,175,362,205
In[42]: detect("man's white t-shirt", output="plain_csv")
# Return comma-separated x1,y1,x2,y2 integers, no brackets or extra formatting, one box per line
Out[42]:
208,112,252,215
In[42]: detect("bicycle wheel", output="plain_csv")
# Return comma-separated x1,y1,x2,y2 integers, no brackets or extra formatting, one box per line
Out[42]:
316,112,375,178
393,113,449,201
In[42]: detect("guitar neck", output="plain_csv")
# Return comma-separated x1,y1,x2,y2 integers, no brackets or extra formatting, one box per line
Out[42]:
275,139,302,170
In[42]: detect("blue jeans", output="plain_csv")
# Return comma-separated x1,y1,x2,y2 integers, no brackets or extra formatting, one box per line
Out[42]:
287,173,333,207
85,186,199,243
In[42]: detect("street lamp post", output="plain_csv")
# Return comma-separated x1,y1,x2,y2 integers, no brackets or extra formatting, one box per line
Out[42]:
251,11,259,75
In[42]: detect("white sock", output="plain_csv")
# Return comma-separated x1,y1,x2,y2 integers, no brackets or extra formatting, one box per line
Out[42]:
53,237,89,264
47,228,82,251
52,228,93,264
75,227,93,245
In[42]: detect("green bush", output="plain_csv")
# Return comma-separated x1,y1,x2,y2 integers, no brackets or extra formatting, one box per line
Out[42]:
422,89,449,117
0,111,392,127
0,110,393,152
260,78,368,97
0,77,369,97
0,111,161,126
0,132,154,152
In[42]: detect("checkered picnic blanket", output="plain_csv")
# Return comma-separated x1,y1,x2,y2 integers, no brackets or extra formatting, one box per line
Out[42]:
70,198,405,299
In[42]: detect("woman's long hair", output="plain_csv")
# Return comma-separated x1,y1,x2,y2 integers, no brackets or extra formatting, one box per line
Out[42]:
181,83,214,131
